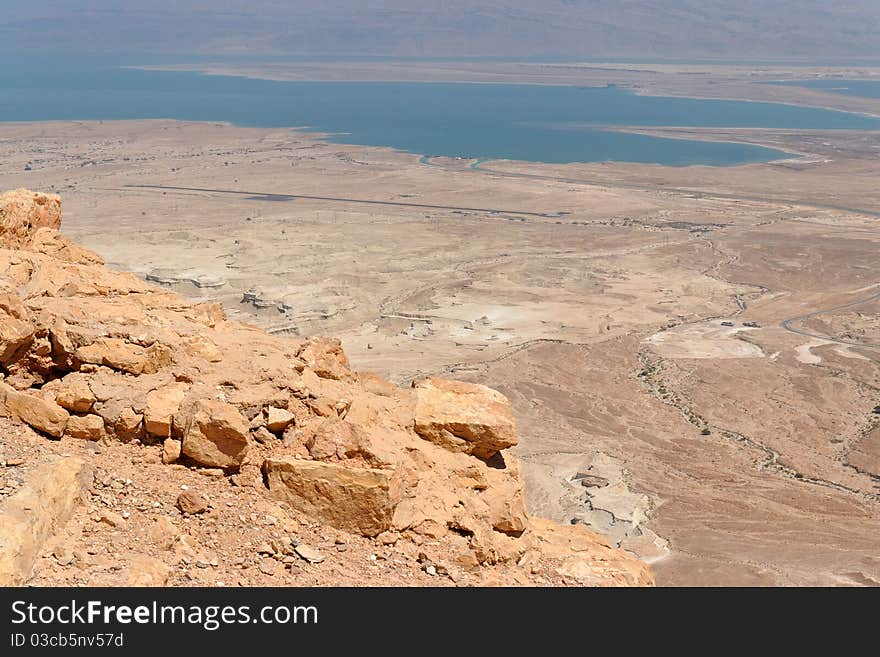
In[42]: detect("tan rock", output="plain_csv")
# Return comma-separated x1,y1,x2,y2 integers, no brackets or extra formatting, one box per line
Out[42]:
97,510,125,527
297,337,352,380
162,438,182,464
75,338,171,375
148,516,180,550
180,399,250,469
252,426,275,444
0,189,61,249
127,555,171,587
266,406,295,433
413,377,517,460
4,388,69,437
263,457,402,537
0,457,92,585
144,382,189,437
64,413,105,441
55,372,96,413
530,518,655,587
0,290,34,366
303,417,385,466
93,400,144,442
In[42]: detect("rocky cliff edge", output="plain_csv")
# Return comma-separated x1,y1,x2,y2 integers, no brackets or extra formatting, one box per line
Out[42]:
0,189,653,586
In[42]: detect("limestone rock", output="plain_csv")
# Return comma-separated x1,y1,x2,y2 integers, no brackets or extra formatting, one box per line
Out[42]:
75,338,171,375
144,382,189,437
162,438,182,464
530,518,654,587
0,290,34,366
148,516,180,550
266,406,294,433
0,457,92,585
98,510,125,527
180,399,250,469
297,337,352,380
4,387,69,437
0,189,61,249
413,377,517,460
64,413,105,441
294,544,325,564
303,417,385,466
263,456,401,537
127,555,171,587
55,372,96,413
93,399,144,442
252,426,275,444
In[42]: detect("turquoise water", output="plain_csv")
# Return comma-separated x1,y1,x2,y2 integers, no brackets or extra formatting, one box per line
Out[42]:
774,79,880,100
3,56,880,166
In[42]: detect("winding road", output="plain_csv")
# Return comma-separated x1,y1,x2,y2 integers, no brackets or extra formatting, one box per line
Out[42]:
780,289,880,349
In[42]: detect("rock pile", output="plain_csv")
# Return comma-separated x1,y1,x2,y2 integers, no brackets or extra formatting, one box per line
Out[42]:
0,189,652,585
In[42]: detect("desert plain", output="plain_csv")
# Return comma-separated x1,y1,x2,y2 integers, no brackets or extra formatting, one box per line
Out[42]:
2,64,879,586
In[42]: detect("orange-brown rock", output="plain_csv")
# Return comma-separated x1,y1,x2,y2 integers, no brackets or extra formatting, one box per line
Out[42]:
529,518,655,586
0,289,34,366
2,384,69,437
144,382,189,437
126,555,171,587
54,372,96,413
0,189,61,249
180,399,250,469
75,338,171,375
297,337,352,380
265,406,294,434
64,413,105,441
162,438,182,464
263,456,402,537
413,377,517,460
0,457,92,585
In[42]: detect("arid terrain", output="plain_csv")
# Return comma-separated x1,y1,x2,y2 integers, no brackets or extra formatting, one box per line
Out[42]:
1,66,879,586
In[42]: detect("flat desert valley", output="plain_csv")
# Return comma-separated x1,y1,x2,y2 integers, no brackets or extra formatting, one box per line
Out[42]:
3,64,880,585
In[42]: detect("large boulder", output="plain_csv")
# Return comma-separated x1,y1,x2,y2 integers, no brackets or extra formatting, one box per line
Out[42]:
180,399,250,469
263,457,401,537
413,377,517,460
3,386,69,437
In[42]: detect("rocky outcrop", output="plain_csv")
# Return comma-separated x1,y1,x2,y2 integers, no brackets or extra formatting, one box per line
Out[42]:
0,190,653,586
0,189,61,249
413,377,518,460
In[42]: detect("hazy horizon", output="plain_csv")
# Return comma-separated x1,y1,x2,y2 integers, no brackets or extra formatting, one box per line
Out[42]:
1,1,878,62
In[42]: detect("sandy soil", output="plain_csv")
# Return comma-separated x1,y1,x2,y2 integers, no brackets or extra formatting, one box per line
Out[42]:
2,113,879,586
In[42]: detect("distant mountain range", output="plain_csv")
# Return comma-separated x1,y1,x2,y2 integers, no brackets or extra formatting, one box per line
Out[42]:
2,1,878,61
